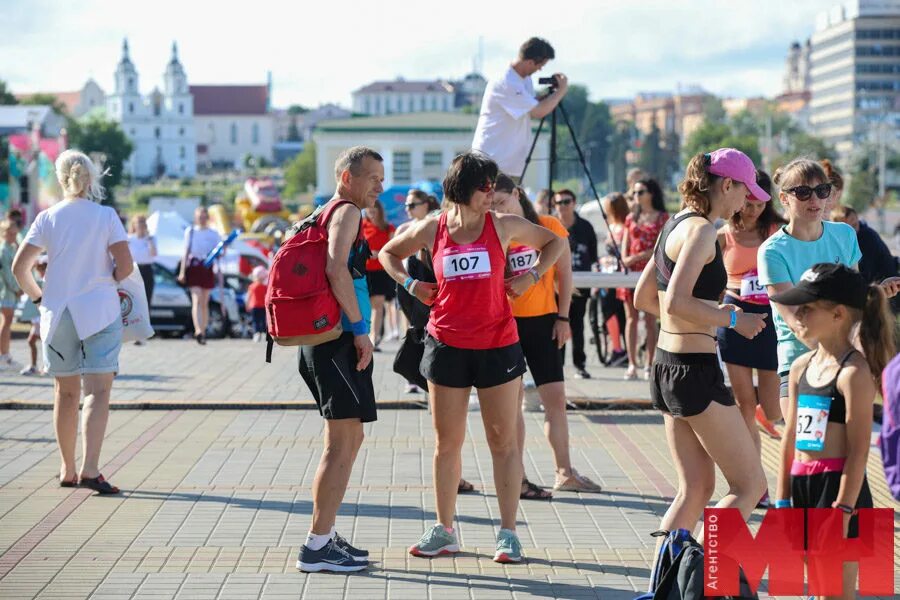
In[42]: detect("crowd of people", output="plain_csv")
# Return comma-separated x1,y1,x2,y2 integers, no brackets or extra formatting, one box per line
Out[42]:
3,35,899,599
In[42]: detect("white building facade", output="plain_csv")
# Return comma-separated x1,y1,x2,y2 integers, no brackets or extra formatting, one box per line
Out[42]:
313,113,549,197
106,40,197,179
352,80,456,115
192,84,274,168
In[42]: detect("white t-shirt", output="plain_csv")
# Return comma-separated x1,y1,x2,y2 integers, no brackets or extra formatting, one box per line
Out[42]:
184,227,222,261
128,234,156,265
23,199,128,342
472,66,539,176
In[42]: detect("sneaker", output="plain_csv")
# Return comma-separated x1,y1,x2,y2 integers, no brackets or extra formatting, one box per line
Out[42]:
19,365,37,376
493,529,523,563
409,524,460,557
1,355,22,371
623,365,638,380
574,367,591,379
334,531,368,558
755,406,782,439
608,349,628,367
296,539,368,572
405,383,423,394
642,366,651,380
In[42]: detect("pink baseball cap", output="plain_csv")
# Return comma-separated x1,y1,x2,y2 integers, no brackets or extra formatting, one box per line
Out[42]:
706,148,770,202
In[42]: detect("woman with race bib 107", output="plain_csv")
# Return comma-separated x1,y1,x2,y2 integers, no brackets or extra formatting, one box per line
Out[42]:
379,151,565,564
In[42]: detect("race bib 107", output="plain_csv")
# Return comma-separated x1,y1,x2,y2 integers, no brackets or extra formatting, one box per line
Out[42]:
442,244,491,281
795,394,831,452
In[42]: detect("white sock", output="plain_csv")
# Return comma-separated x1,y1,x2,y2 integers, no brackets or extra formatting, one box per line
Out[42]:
306,531,332,551
329,526,336,537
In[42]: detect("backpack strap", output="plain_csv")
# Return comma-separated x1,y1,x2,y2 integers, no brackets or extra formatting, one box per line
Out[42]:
317,199,356,229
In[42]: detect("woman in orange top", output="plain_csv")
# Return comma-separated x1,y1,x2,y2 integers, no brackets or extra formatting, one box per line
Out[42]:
493,175,603,498
716,170,785,507
362,200,396,349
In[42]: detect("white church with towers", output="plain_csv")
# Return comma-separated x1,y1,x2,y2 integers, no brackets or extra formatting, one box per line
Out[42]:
107,39,197,179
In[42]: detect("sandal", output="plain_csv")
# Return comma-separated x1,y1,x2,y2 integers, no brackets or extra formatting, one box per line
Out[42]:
59,476,78,488
79,474,120,495
554,470,603,493
458,478,476,494
520,478,552,500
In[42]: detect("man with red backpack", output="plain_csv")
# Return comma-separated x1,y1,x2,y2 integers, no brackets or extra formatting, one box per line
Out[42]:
294,146,384,572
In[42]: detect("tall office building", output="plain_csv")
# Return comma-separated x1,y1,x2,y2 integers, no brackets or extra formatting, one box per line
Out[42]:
809,0,900,162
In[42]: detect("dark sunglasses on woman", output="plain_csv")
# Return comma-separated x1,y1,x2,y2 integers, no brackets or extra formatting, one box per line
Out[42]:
784,183,832,201
405,201,425,209
555,198,574,206
477,180,496,193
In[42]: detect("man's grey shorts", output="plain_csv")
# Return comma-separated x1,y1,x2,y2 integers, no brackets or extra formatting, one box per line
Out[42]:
44,309,122,377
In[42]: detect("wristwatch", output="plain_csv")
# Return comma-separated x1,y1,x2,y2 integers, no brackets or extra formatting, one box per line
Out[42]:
556,315,569,322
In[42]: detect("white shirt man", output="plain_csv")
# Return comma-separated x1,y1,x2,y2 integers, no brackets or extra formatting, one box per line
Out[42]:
472,37,569,179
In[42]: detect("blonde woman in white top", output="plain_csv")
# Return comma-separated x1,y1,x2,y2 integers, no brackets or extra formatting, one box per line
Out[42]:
178,206,221,344
13,149,134,494
128,214,157,319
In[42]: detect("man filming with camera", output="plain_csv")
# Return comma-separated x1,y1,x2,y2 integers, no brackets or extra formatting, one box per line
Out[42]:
472,37,568,181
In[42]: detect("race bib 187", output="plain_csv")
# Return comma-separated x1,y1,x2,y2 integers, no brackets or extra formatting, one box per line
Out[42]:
442,244,491,281
740,268,768,303
795,394,831,452
507,246,537,276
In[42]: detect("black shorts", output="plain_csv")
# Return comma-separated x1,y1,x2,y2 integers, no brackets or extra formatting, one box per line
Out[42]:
650,349,735,417
298,333,377,422
366,269,396,300
717,296,777,371
515,314,565,386
792,471,873,541
421,334,526,389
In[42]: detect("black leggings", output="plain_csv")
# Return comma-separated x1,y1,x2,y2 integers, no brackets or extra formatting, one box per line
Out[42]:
138,263,155,304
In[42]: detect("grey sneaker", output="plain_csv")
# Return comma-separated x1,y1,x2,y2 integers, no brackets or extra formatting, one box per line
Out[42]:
296,539,368,572
408,524,460,557
334,531,368,558
493,528,523,563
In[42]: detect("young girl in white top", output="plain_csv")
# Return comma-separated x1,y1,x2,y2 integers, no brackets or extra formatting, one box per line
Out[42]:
178,207,221,344
12,149,134,494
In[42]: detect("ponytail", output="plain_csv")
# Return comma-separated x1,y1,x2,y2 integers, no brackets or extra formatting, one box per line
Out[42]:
857,285,896,380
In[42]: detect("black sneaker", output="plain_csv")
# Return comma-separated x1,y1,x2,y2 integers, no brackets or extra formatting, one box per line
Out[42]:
574,367,591,379
334,531,368,558
608,350,628,367
296,539,368,572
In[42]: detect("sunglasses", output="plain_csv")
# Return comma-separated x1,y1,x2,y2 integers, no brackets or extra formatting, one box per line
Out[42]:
477,180,496,193
405,201,425,209
784,183,832,201
554,198,574,206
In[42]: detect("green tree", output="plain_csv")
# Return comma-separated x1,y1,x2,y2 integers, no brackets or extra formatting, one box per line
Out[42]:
287,104,309,115
0,80,17,105
846,153,877,212
284,141,316,197
19,93,67,115
287,118,301,142
638,123,664,180
702,96,726,124
67,115,134,205
608,121,634,192
682,120,732,160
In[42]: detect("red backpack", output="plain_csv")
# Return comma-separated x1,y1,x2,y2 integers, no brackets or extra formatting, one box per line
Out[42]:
265,200,354,361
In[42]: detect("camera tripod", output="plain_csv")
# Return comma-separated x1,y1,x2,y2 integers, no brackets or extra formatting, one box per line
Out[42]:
518,93,627,365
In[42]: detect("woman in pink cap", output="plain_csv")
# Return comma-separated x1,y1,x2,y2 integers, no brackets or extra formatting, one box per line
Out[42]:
634,148,769,554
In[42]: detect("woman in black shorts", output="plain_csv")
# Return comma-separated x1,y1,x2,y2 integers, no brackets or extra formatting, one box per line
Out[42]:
715,170,786,506
633,148,768,550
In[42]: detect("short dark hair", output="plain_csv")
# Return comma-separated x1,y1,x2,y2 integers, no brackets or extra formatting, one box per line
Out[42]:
443,151,498,206
554,189,576,203
334,146,383,181
519,37,555,63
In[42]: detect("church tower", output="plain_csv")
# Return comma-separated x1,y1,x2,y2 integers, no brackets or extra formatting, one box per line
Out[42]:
164,42,188,96
114,39,139,97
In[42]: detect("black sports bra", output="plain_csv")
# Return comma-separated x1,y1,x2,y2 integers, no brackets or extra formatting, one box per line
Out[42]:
654,212,726,302
797,350,857,424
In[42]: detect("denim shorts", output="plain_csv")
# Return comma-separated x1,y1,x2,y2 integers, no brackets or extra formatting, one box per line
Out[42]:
44,309,123,376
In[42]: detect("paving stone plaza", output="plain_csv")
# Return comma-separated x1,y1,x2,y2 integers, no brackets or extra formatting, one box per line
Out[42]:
0,338,897,599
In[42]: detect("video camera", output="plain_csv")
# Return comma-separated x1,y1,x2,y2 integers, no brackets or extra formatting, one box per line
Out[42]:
538,75,558,89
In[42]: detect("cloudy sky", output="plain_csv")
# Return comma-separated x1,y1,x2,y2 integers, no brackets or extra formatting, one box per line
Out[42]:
3,0,830,108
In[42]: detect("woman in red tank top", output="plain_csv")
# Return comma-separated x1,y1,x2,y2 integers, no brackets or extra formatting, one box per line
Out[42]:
379,152,565,563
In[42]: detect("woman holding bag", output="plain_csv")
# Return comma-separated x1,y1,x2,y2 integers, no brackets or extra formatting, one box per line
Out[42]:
178,206,221,345
12,149,133,494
